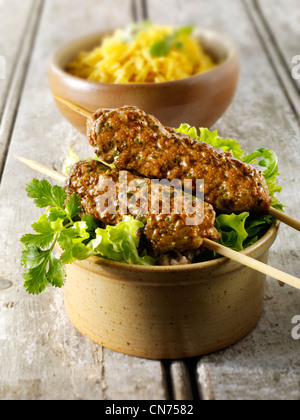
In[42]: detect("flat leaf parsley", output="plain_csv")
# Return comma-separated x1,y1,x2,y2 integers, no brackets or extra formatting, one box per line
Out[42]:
21,179,153,295
21,179,93,294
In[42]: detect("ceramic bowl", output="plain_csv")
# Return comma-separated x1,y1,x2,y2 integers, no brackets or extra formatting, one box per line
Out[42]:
62,223,279,360
49,27,240,134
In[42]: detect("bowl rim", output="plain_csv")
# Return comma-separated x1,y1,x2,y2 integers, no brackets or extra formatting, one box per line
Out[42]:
50,26,240,89
70,221,280,275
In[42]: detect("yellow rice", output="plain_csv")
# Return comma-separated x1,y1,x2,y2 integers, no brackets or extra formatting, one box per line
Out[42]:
67,25,217,84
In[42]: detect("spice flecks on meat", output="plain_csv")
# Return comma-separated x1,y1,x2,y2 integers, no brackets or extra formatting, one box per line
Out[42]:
87,106,271,214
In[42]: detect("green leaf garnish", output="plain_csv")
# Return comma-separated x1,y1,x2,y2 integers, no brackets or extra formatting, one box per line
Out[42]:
21,179,154,295
176,124,283,256
149,26,194,58
177,124,283,211
62,148,116,177
26,178,67,209
216,212,249,252
88,217,155,266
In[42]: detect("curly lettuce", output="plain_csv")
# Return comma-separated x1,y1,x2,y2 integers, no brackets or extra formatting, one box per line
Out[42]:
62,148,115,176
63,126,283,257
177,125,282,210
88,217,155,266
177,125,283,253
21,179,155,294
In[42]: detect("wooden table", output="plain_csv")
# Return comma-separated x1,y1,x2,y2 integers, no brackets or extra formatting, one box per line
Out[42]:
0,0,299,401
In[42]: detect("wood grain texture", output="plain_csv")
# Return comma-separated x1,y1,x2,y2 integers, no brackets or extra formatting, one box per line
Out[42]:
0,0,37,117
148,0,300,400
0,0,44,173
245,0,300,118
256,0,300,92
0,0,299,401
0,0,168,401
170,362,194,400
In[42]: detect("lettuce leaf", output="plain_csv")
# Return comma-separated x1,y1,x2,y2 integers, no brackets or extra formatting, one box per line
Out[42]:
215,212,274,252
244,148,282,209
21,177,155,295
176,125,283,211
62,124,283,263
62,153,154,265
62,148,115,176
177,125,245,161
216,212,249,251
176,125,282,255
88,216,155,266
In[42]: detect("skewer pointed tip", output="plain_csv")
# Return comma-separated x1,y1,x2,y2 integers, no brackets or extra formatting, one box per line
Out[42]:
53,94,93,119
15,155,67,183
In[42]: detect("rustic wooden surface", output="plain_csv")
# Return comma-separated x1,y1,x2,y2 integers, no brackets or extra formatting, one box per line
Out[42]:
257,0,300,93
0,0,299,400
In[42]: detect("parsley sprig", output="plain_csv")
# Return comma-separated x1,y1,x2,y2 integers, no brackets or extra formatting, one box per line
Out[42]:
21,178,154,295
21,179,95,295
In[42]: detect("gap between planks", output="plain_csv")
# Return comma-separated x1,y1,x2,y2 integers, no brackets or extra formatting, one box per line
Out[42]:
254,0,300,94
166,360,202,401
244,0,300,119
131,0,149,22
0,0,45,183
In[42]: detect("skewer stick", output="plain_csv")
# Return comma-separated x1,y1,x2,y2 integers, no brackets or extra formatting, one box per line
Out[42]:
269,207,300,232
15,156,300,290
203,239,300,290
53,94,93,119
14,156,67,183
53,94,300,234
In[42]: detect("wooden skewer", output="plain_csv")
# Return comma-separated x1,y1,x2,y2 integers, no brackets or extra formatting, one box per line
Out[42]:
15,156,300,290
203,239,300,290
53,95,93,119
269,207,300,232
14,156,67,183
53,94,300,234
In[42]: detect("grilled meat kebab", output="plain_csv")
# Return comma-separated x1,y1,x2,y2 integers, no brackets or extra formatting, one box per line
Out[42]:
87,106,271,214
67,160,220,257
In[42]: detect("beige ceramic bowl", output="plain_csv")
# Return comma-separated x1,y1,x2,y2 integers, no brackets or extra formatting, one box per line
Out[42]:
63,223,279,360
49,27,240,134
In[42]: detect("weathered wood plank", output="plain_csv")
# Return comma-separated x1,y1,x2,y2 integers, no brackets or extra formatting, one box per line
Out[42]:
0,0,43,173
0,0,169,400
245,0,300,118
1,0,299,401
0,0,37,117
256,0,300,92
148,0,300,400
170,362,194,400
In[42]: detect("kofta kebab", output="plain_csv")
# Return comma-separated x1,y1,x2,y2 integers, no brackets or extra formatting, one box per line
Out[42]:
87,106,271,214
67,160,220,260
69,104,272,260
16,97,300,288
55,97,300,232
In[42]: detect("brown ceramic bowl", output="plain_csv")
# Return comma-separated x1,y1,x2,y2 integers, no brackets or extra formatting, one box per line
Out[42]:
62,222,279,360
49,27,240,134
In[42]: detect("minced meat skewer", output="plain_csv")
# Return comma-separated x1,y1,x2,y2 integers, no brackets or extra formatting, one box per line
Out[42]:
87,106,271,214
67,160,220,257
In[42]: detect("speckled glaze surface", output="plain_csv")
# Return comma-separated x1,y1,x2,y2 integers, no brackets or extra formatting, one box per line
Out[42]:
63,223,279,360
49,27,240,133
